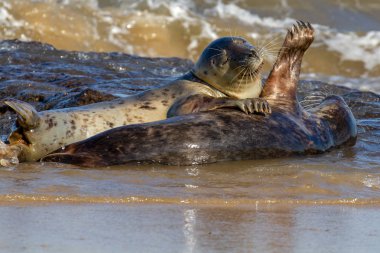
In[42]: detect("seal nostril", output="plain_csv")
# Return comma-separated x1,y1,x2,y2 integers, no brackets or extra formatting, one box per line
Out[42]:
249,50,257,58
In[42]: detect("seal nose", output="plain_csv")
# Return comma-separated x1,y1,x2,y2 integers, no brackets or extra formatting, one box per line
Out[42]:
249,49,258,58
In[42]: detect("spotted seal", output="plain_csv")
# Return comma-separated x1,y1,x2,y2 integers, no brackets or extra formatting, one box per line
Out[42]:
42,21,357,167
0,36,269,164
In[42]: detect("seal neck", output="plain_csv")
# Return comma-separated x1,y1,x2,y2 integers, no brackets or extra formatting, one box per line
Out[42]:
183,71,209,86
190,69,263,99
186,70,230,96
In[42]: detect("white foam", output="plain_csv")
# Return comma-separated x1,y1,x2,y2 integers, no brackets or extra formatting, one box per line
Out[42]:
130,0,218,57
0,2,30,42
323,31,380,70
205,1,295,30
363,176,380,189
60,0,99,9
0,4,25,28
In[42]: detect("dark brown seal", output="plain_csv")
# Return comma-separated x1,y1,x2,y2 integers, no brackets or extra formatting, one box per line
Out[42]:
42,21,357,167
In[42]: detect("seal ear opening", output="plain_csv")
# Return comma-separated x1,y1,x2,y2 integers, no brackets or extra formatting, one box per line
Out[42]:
4,99,40,130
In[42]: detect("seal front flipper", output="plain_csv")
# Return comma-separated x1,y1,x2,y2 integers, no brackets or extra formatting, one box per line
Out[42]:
235,98,271,114
4,99,40,129
167,94,271,117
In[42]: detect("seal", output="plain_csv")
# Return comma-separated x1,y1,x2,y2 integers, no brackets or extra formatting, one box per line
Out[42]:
42,21,357,167
1,36,269,164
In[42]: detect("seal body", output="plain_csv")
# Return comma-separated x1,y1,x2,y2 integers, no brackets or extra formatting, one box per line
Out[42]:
42,22,358,167
3,36,268,163
43,97,356,167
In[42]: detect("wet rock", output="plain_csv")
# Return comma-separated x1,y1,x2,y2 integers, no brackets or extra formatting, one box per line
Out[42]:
50,88,117,109
343,91,380,119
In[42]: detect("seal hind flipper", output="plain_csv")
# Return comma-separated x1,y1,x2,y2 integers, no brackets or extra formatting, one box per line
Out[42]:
261,21,314,104
4,99,40,129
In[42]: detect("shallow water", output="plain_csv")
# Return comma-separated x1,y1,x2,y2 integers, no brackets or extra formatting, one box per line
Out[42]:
1,0,380,252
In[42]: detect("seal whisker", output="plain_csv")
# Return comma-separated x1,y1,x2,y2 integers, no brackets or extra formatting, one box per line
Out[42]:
229,65,247,85
230,64,246,73
303,102,323,109
300,100,324,104
237,67,249,90
245,68,249,88
301,97,325,101
257,35,282,56
248,56,261,71
236,69,245,89
209,52,225,59
300,90,329,109
249,67,255,85
260,42,282,55
259,43,282,64
261,37,283,49
303,95,326,98
301,93,328,104
302,95,326,99
303,102,322,106
237,70,246,90
208,47,223,52
260,47,283,56
209,51,224,56
260,44,283,58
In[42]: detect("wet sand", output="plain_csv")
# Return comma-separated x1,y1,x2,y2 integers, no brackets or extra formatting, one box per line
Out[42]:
1,205,380,253
1,161,380,253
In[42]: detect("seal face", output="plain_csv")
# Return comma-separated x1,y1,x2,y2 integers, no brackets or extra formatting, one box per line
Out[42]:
193,37,264,99
41,21,358,167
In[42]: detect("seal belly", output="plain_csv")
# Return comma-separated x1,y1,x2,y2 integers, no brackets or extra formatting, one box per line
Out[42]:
20,100,168,161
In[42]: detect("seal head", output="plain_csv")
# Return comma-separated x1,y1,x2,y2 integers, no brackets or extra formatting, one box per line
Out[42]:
192,37,263,99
